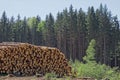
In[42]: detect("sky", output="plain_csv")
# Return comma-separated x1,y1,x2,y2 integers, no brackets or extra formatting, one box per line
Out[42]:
0,0,120,20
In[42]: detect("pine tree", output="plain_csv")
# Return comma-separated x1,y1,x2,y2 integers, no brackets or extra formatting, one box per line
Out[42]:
0,11,8,42
77,8,87,61
83,39,96,63
69,5,77,61
55,12,64,51
14,14,22,42
27,17,38,44
45,13,56,47
87,7,99,41
110,16,120,67
96,4,112,65
6,17,14,41
62,8,70,59
37,21,46,45
21,17,28,42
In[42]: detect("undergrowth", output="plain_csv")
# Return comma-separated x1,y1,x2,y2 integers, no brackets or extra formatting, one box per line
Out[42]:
70,60,120,80
70,39,120,80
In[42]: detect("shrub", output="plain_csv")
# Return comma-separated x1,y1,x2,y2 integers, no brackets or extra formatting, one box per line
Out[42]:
44,72,57,80
71,60,120,80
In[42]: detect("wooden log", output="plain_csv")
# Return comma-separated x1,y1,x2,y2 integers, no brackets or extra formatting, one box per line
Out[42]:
0,42,72,77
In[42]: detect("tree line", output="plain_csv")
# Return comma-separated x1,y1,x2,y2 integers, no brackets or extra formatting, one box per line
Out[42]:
0,4,120,67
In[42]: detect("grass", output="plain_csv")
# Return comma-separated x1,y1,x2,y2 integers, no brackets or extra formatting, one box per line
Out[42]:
44,72,58,80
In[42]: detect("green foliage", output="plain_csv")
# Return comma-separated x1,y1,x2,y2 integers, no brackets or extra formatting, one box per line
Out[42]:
44,73,57,80
71,39,120,79
27,17,37,29
83,39,96,63
37,21,45,31
0,4,120,67
87,7,99,40
71,60,120,80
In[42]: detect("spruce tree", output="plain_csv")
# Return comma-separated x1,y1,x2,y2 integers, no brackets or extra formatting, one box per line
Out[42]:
45,13,56,47
77,8,87,61
87,7,99,41
0,11,8,41
83,39,96,63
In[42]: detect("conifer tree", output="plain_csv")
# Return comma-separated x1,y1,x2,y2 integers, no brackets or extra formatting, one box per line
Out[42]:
0,11,8,41
77,8,87,61
87,7,99,41
83,39,96,63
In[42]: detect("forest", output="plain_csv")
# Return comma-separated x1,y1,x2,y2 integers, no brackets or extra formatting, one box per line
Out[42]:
0,4,120,68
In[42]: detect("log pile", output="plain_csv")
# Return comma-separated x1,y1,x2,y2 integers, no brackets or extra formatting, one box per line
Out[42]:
0,42,72,77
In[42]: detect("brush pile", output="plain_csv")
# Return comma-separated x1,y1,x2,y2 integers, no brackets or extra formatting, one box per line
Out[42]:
0,42,72,77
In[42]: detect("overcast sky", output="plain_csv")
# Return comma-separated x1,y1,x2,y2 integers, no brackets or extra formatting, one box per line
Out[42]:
0,0,120,20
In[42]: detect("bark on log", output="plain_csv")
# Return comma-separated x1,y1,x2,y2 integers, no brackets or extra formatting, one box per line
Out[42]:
0,42,72,77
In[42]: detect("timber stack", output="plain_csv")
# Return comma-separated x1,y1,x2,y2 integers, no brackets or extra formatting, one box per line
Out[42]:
0,42,72,77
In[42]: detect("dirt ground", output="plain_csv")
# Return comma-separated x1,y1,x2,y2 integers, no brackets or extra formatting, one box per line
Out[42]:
0,76,44,80
0,76,95,80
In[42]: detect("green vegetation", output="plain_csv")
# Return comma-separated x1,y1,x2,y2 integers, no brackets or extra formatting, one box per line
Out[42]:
44,73,57,80
83,39,96,63
70,39,120,80
0,4,120,67
0,4,120,79
71,60,120,80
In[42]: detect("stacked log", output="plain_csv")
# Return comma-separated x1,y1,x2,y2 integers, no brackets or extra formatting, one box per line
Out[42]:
0,42,72,77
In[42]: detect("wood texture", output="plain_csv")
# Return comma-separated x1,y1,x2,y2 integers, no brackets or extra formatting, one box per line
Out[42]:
0,42,72,77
